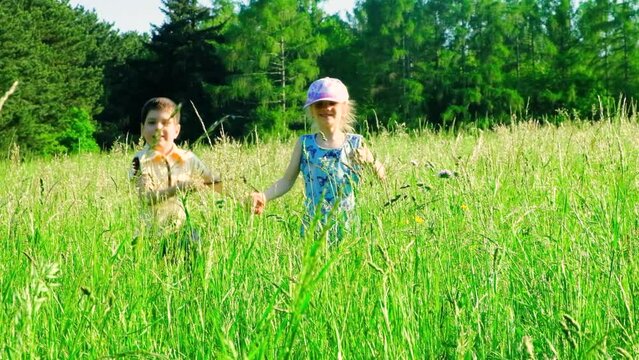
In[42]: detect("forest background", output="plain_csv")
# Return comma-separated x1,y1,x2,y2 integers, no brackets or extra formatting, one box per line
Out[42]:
1,0,639,156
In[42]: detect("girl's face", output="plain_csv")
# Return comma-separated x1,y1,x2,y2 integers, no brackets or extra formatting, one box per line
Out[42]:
142,109,181,153
310,101,343,130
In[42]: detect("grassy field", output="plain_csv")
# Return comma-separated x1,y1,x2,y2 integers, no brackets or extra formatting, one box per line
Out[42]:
1,120,639,358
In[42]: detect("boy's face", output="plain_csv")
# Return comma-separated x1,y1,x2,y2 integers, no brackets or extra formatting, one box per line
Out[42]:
142,109,181,153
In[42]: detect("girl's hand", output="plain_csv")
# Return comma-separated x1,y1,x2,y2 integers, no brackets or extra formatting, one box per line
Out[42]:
250,192,266,215
350,147,386,181
352,147,375,165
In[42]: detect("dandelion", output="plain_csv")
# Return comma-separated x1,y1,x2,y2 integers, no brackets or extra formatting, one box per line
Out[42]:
415,215,425,224
461,204,469,211
437,169,456,178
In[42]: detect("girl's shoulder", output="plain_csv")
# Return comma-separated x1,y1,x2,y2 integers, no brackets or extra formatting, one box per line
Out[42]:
299,133,316,147
346,133,364,148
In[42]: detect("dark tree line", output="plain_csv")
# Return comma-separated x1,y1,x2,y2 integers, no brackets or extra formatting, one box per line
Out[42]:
1,0,639,155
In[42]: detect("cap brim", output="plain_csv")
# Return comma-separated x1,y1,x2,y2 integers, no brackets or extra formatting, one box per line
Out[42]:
303,97,345,108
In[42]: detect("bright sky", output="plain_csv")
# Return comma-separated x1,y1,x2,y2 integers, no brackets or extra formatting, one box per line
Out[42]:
67,0,356,33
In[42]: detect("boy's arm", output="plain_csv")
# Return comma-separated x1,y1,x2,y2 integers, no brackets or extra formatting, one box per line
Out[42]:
139,181,193,205
191,154,224,194
201,169,223,194
130,155,193,205
251,139,302,214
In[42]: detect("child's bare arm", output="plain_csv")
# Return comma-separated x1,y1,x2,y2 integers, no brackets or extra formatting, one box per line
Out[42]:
189,155,224,195
264,141,302,200
372,157,386,181
251,140,302,214
213,181,223,194
353,146,386,181
200,171,223,194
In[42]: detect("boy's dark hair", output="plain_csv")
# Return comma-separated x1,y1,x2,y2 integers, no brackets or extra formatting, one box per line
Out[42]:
141,97,181,124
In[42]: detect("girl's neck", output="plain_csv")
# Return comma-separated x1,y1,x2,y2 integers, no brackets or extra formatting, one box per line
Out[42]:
316,129,346,148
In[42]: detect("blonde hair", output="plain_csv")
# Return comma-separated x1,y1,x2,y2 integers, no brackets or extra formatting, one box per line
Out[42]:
306,100,357,133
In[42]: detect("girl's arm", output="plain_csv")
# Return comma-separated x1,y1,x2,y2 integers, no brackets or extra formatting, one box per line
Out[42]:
251,139,302,214
353,146,386,181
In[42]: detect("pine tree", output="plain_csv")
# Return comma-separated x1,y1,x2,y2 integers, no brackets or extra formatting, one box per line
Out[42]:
147,0,233,140
517,0,580,113
353,0,424,126
436,0,476,124
95,31,151,146
316,15,359,97
503,0,551,116
609,0,639,98
468,0,520,120
222,0,326,135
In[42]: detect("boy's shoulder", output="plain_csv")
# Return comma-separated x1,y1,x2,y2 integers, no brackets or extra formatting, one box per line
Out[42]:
171,146,211,172
132,145,199,161
132,146,149,160
171,145,196,160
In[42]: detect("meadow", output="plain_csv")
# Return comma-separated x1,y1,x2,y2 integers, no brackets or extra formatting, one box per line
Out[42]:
1,119,639,358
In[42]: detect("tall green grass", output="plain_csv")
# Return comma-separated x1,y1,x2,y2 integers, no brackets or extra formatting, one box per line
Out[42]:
1,120,638,358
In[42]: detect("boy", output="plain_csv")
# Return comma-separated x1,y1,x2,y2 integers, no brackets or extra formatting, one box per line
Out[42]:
130,97,222,245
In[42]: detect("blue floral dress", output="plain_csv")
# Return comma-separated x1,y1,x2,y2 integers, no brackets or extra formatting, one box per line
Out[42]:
299,133,363,240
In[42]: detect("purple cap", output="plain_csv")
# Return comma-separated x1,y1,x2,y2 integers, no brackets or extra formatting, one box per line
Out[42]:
304,77,349,108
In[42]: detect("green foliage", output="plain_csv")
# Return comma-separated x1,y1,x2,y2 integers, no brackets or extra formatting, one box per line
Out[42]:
57,107,100,154
0,0,123,155
354,0,425,125
96,0,235,144
6,0,639,151
95,32,151,146
220,0,326,135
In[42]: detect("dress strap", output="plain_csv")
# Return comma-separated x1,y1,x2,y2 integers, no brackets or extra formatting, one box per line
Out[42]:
347,134,363,149
300,134,314,151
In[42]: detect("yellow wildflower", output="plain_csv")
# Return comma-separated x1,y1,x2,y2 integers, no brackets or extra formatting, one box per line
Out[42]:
415,215,425,224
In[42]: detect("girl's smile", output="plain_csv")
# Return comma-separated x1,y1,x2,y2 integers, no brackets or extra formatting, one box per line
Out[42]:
311,100,342,128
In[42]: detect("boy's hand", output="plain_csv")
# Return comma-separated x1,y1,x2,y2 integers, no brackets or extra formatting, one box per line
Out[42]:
250,192,266,215
176,180,195,192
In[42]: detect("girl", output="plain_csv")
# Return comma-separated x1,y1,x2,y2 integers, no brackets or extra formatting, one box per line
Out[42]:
250,77,385,241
